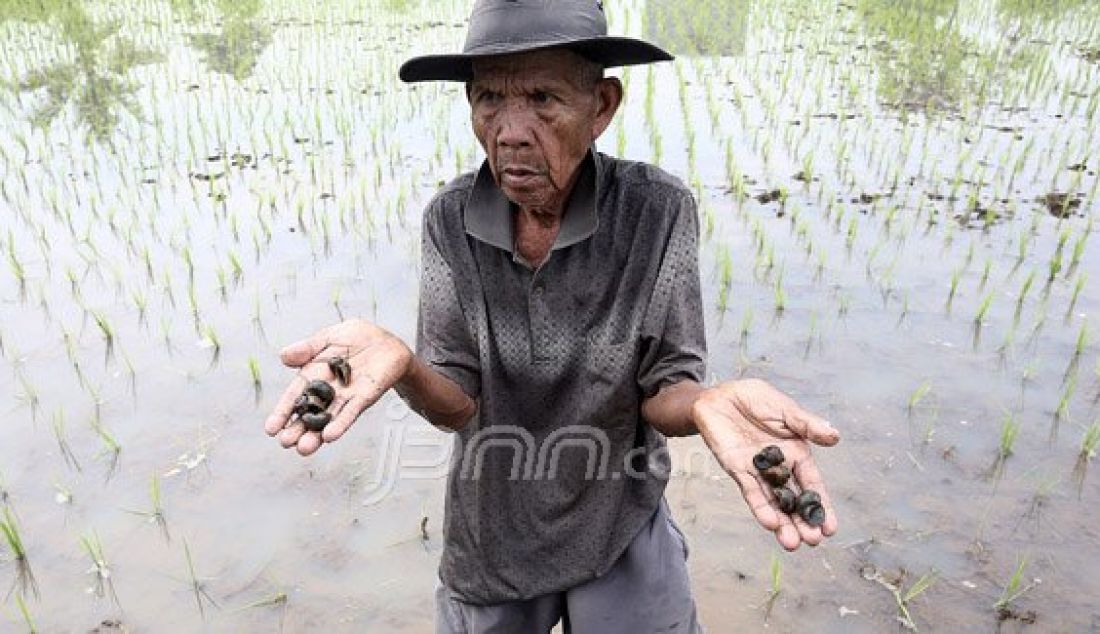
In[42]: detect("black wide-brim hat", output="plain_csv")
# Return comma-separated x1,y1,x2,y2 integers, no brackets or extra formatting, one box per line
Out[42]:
399,0,673,83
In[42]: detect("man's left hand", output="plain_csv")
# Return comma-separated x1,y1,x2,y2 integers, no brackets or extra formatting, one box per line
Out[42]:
691,379,840,551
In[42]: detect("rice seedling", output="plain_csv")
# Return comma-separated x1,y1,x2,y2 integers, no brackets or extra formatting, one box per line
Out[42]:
773,273,787,315
91,310,115,354
248,355,262,392
974,292,995,326
92,421,121,480
183,539,219,619
908,381,932,416
894,570,937,631
52,408,80,473
203,324,221,360
1082,422,1100,463
79,531,120,607
1015,270,1035,319
1066,273,1087,318
126,473,169,541
1055,376,1076,425
0,506,38,600
946,267,962,311
994,555,1038,613
763,551,782,622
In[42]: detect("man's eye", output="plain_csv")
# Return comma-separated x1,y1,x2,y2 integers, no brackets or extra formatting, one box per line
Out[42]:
479,91,502,104
532,91,552,105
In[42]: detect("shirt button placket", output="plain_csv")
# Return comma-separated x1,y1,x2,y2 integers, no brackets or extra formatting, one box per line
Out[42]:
531,278,546,360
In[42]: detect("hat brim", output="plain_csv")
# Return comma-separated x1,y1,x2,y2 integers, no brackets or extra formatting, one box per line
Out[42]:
398,37,673,83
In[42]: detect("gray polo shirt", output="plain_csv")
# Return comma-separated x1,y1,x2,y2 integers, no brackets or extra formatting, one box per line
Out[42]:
412,149,706,605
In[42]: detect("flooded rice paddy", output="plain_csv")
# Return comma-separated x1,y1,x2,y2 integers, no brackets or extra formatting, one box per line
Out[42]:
1,0,1099,631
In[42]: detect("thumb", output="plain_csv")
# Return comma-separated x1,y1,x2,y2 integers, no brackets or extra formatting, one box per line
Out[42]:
787,407,840,446
279,333,331,368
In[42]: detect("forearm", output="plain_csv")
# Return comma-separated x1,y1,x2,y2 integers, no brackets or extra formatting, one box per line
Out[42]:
394,356,477,432
641,379,706,437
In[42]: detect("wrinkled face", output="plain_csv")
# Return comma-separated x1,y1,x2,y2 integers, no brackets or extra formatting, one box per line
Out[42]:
468,49,621,213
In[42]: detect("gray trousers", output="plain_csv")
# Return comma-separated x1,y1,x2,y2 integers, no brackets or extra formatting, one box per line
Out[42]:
435,498,703,634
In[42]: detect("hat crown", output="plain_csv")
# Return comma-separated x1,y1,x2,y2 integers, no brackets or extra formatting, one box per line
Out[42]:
463,0,608,55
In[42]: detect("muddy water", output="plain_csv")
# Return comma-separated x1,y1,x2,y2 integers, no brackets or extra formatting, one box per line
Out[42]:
1,0,1098,631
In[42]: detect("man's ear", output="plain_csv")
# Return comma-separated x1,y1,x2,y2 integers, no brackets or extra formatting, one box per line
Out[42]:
591,77,623,140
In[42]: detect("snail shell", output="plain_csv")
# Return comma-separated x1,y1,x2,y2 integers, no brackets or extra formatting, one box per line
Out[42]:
328,357,352,386
773,486,797,514
304,379,336,407
301,411,332,432
753,445,785,471
796,490,825,527
761,465,791,488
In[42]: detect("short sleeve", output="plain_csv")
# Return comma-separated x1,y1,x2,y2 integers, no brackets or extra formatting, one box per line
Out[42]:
415,203,482,400
636,191,707,399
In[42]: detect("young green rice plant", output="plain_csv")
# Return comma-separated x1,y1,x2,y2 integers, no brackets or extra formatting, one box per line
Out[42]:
248,355,262,393
126,473,169,541
53,408,81,472
184,539,219,619
763,551,782,622
1055,376,1077,425
978,257,992,291
894,570,937,631
203,324,221,360
1073,421,1100,497
93,421,121,480
80,531,119,607
0,506,39,600
773,274,787,315
998,414,1021,462
15,373,40,421
908,381,932,417
91,310,114,354
993,555,1037,614
974,292,995,326
1066,273,1086,319
946,268,962,312
1015,270,1035,319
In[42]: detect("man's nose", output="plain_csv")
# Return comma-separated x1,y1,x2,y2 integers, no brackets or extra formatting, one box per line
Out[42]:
496,102,534,149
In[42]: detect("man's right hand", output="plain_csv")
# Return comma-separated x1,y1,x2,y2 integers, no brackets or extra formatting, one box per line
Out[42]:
263,319,413,456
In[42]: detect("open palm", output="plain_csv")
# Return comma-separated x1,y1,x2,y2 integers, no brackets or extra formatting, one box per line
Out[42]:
692,379,841,550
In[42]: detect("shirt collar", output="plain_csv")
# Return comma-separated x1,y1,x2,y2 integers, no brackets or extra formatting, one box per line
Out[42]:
464,148,601,255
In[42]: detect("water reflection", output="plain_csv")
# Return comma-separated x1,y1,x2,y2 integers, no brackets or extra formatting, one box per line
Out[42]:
858,0,1097,114
645,0,750,57
186,0,272,81
9,3,160,144
857,0,969,113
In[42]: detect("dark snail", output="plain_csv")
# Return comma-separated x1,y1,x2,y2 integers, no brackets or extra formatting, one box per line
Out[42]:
796,490,825,527
752,445,826,527
328,356,352,386
773,486,797,514
753,445,785,471
301,411,332,432
304,379,335,407
761,464,791,488
292,379,336,432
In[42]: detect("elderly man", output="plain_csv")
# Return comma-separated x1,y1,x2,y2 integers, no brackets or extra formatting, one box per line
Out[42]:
264,1,840,632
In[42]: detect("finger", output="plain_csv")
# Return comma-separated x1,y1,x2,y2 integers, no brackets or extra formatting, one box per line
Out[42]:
279,327,338,368
775,520,802,551
790,511,824,546
730,470,781,532
264,374,308,436
783,405,840,447
296,431,323,456
279,421,306,448
793,458,839,537
323,394,372,443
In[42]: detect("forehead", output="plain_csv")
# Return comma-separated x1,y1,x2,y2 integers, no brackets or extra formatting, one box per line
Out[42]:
470,49,587,86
